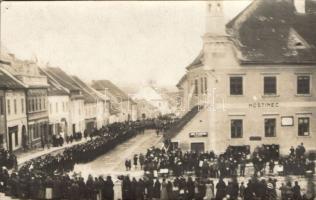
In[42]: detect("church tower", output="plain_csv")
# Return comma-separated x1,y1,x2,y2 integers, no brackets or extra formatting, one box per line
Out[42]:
205,0,226,36
202,0,236,69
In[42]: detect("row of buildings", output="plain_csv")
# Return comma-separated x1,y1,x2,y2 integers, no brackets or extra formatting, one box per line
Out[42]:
174,0,316,155
0,51,172,152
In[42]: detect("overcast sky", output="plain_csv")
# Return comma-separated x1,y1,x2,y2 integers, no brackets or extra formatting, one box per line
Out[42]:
1,1,251,87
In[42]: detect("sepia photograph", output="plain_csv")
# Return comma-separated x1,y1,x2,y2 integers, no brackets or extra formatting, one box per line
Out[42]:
0,0,315,199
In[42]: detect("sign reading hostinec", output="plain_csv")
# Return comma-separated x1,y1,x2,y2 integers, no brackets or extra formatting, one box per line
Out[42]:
249,102,279,108
189,132,208,138
281,116,294,126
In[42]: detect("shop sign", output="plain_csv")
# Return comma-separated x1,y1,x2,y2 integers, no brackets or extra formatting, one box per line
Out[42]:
281,116,294,126
189,132,208,138
249,102,279,108
249,136,262,141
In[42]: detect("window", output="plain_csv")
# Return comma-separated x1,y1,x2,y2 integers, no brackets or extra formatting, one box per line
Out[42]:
35,98,38,111
15,129,18,146
31,99,35,112
204,77,208,94
230,77,243,95
231,119,243,138
194,79,198,96
43,98,46,110
14,99,17,114
0,97,4,115
298,117,310,136
32,124,40,139
7,100,10,115
297,76,310,94
264,76,277,95
265,118,276,137
200,77,204,94
50,103,52,114
39,99,42,110
56,102,58,113
21,98,24,113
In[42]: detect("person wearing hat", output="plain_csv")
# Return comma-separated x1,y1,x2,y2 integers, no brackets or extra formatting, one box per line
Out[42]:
265,182,277,200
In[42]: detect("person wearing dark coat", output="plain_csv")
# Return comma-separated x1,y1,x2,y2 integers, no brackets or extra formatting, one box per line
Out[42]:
293,181,302,200
244,182,255,200
122,176,132,200
153,179,161,200
215,177,226,200
131,178,138,199
104,176,114,200
69,181,80,200
187,177,195,200
136,178,145,200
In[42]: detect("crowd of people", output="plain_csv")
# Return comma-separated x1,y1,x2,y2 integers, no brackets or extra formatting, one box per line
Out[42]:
0,118,177,200
119,174,314,200
0,148,17,170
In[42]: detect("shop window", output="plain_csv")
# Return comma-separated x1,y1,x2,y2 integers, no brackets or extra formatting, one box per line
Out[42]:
265,118,276,137
264,76,277,95
231,119,243,138
297,76,310,95
33,124,40,139
230,77,243,95
298,117,310,136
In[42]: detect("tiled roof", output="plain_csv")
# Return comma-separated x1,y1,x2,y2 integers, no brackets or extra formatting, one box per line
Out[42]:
70,76,97,104
39,68,69,96
0,68,26,90
44,67,81,92
91,80,130,101
226,0,316,64
186,51,203,70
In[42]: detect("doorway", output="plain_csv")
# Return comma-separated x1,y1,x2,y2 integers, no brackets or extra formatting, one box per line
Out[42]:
8,126,18,152
191,142,205,153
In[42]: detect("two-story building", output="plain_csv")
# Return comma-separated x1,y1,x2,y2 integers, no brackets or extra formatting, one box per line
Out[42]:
0,67,28,152
1,53,49,148
44,67,85,135
71,76,110,130
91,80,137,122
40,68,71,139
174,0,316,154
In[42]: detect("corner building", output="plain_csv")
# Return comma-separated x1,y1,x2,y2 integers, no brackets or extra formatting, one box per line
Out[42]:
175,0,316,155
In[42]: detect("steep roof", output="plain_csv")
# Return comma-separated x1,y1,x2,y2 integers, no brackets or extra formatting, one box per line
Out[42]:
226,0,316,64
44,67,81,92
176,74,187,89
186,51,203,70
91,80,130,101
39,68,69,96
0,68,26,90
70,76,98,103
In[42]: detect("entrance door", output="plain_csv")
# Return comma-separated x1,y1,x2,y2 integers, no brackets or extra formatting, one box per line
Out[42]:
72,124,76,134
8,126,18,152
191,142,205,153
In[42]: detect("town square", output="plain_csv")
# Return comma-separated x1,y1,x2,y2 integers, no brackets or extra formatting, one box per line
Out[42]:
0,0,316,199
